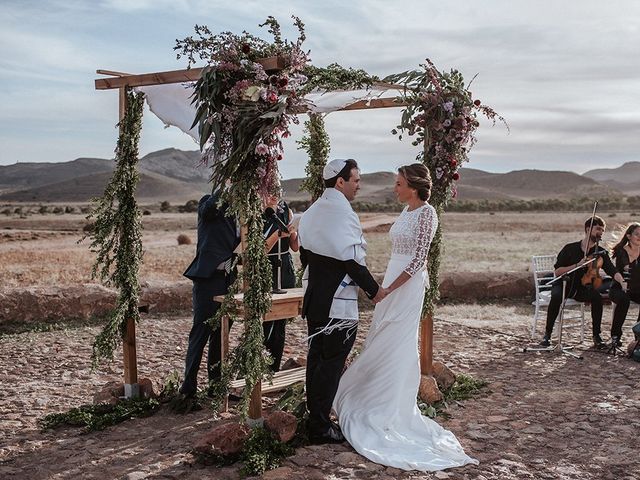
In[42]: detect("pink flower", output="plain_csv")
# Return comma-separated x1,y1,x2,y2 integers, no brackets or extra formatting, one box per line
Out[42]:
266,91,278,103
255,143,269,156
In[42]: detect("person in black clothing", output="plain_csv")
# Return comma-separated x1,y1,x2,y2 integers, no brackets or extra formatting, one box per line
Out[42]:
179,192,240,398
540,216,626,348
608,222,640,346
262,193,299,372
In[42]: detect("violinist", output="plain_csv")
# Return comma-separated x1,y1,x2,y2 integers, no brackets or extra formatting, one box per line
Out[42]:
608,223,640,347
539,216,626,348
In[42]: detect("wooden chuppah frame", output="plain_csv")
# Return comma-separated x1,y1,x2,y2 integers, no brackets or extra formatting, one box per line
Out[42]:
94,60,436,415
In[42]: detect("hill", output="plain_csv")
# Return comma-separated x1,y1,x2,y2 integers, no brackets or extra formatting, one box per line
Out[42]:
0,148,627,203
583,162,640,194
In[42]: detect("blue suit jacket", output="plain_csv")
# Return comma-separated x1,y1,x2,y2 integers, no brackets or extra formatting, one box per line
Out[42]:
183,194,239,281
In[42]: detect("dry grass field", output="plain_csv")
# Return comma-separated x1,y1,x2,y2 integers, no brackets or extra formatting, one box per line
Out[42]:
1,210,637,288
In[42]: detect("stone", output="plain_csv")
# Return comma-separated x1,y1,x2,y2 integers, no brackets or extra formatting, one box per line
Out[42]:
626,340,637,357
193,422,250,457
93,381,124,405
138,377,157,399
432,360,456,391
418,374,443,404
264,410,298,443
262,466,292,479
334,452,363,466
281,356,306,370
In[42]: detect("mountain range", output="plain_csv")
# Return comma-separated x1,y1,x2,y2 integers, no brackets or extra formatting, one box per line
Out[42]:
0,148,638,203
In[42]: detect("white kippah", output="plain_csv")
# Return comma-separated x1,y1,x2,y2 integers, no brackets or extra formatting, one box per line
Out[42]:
322,159,349,180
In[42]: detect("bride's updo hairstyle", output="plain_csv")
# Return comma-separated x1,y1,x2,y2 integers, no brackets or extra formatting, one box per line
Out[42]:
398,163,432,201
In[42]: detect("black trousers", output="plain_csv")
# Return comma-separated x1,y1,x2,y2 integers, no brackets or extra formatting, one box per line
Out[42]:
608,287,640,338
180,273,230,396
263,319,287,372
545,281,603,338
306,320,357,435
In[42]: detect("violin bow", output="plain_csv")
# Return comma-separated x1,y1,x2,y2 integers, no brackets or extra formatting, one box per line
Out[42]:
584,201,599,260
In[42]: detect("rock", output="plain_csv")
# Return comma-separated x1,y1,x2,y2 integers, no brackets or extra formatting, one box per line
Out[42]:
626,340,637,357
334,452,363,466
262,466,292,479
193,422,250,457
264,411,298,443
281,356,306,370
93,381,124,405
418,375,443,404
438,271,532,301
432,361,456,390
125,472,148,480
138,378,157,399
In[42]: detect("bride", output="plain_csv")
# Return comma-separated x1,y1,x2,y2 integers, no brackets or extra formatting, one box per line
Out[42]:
333,163,478,472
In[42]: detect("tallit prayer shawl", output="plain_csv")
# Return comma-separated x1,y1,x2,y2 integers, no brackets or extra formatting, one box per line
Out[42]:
299,188,368,330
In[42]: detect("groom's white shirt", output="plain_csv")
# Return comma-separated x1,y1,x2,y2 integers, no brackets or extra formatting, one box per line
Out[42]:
298,188,368,321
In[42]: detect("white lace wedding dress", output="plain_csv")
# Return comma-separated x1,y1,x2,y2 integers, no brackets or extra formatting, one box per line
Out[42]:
333,203,478,472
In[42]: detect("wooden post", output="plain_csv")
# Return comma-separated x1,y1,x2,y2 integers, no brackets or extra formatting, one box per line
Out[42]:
238,222,263,422
420,314,434,375
220,315,230,413
119,86,139,398
419,135,434,376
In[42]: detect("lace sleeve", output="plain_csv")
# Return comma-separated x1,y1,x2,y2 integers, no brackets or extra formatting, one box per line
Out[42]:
403,206,438,276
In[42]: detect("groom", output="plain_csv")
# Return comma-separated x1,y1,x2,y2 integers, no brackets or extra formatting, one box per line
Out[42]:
298,158,386,444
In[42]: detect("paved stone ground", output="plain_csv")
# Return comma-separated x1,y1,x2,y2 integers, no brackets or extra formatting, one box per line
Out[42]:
1,309,639,480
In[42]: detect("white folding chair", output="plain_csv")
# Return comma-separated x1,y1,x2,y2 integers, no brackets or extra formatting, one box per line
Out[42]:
531,255,586,341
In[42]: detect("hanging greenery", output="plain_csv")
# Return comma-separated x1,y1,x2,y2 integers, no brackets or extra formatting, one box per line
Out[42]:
385,60,506,314
84,89,145,366
297,113,330,201
175,16,382,418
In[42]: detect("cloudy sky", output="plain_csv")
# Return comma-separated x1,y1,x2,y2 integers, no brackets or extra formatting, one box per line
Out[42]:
1,0,639,179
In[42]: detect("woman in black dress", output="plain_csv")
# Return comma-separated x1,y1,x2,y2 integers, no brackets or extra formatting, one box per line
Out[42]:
262,193,299,371
609,222,640,344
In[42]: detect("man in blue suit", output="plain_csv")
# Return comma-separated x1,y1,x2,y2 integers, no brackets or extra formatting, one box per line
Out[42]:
179,192,239,398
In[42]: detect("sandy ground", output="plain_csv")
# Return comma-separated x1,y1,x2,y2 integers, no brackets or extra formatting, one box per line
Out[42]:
1,303,639,480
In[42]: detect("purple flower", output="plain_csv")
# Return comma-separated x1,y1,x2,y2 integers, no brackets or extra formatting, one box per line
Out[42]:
443,101,454,112
443,119,452,127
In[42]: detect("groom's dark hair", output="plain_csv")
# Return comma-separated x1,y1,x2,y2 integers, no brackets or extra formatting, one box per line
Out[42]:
324,159,359,188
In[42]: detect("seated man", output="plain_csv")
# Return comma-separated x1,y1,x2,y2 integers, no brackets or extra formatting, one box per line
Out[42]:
540,215,626,347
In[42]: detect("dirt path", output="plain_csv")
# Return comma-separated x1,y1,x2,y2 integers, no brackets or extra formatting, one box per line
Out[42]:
1,309,639,480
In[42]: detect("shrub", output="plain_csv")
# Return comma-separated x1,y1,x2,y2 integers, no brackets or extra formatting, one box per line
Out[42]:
183,199,199,213
160,201,171,212
142,210,151,216
177,233,192,245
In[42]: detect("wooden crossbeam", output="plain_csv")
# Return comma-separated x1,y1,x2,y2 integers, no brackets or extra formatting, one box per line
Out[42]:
95,56,286,90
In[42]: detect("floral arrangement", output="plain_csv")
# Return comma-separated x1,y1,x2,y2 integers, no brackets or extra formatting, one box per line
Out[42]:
176,17,309,199
385,60,506,314
386,59,507,206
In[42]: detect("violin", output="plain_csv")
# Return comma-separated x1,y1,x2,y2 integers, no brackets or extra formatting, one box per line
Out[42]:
581,201,604,289
581,247,604,289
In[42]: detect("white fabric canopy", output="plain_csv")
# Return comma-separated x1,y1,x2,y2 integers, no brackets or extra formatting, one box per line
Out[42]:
136,82,401,142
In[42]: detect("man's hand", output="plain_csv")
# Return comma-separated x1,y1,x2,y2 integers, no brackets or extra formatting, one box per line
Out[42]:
372,286,388,304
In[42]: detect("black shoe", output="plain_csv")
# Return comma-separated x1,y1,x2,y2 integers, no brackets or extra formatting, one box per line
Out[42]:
309,425,345,445
610,336,622,348
593,334,605,347
539,336,551,347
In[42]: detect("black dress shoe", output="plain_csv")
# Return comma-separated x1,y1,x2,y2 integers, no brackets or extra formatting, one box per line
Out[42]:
593,334,605,347
539,336,551,347
309,425,345,445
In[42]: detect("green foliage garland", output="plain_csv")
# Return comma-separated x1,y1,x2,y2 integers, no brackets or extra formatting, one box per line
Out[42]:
39,398,159,432
85,89,145,366
298,113,330,201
